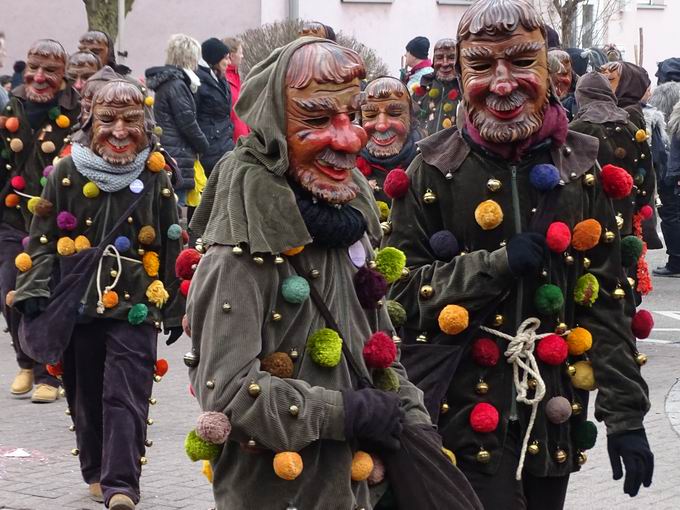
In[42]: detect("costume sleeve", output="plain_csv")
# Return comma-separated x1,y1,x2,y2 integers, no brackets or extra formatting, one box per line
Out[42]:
187,246,345,452
386,156,515,332
577,169,650,434
169,82,209,155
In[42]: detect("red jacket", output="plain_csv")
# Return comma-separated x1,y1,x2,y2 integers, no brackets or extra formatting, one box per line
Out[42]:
225,65,250,142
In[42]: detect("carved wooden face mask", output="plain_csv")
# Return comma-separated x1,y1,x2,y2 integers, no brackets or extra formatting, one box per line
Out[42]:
433,41,457,83
67,59,101,93
459,26,549,144
24,53,65,103
78,38,109,64
361,80,411,158
600,62,622,94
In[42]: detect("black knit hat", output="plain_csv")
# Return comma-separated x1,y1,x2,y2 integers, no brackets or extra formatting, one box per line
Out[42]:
201,38,230,67
406,36,430,60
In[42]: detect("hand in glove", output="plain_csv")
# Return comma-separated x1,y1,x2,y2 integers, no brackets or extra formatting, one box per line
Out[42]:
506,232,546,277
16,297,49,319
342,388,404,451
607,428,654,497
164,326,184,346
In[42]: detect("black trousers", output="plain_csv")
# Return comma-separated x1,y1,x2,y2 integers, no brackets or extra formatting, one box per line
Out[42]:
458,422,570,510
659,187,680,271
62,319,157,506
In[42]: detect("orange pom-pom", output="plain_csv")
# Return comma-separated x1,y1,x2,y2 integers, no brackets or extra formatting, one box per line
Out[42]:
146,151,165,172
566,327,592,356
55,115,70,129
15,252,32,272
283,246,305,256
57,237,76,256
154,358,169,377
74,235,91,252
102,290,119,309
5,116,20,133
273,451,303,480
438,304,469,335
351,451,374,481
143,251,160,277
5,193,20,208
572,219,602,251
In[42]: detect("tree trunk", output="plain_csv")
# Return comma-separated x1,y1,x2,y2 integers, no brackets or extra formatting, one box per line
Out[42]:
554,0,585,48
82,0,134,45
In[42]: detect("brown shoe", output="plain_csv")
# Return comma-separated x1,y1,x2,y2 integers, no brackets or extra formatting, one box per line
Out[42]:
89,482,103,503
30,384,59,403
109,493,136,509
10,368,33,395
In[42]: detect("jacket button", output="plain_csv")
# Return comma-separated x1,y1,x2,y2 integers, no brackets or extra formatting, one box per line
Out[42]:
476,448,491,463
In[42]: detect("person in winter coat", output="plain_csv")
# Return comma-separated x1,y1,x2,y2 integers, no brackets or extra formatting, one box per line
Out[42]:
223,37,250,143
0,39,79,403
185,37,481,510
196,38,234,176
13,79,184,510
145,34,209,205
400,36,434,92
385,1,654,507
656,57,680,85
11,60,26,89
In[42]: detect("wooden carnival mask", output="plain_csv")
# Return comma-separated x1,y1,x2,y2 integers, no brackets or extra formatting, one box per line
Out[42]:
433,39,457,83
67,51,102,93
24,40,67,103
361,77,411,158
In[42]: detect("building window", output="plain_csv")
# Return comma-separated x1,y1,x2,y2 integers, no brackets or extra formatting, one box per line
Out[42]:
437,0,474,4
637,0,666,8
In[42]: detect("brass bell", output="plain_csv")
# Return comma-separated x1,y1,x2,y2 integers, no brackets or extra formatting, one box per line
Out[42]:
476,448,491,464
528,441,540,455
567,364,576,377
69,424,75,432
124,292,131,300
392,335,402,344
289,348,299,360
555,322,568,335
627,277,636,288
222,302,232,312
146,418,154,425
289,405,299,417
554,449,568,463
61,177,71,187
423,189,437,204
492,314,504,327
65,408,71,416
440,402,450,414
161,188,172,197
400,266,410,279
381,221,392,235
635,352,648,366
183,350,199,368
274,255,284,265
39,234,48,244
153,374,162,383
149,397,157,405
604,230,616,243
634,174,644,186
252,256,264,265
140,456,148,465
416,332,428,343
272,311,282,322
309,269,321,279
583,174,595,187
486,178,502,192
127,216,134,224
206,380,215,389
583,257,591,269
247,439,257,448
577,451,588,465
85,217,93,226
232,245,243,256
110,269,118,278
571,402,582,415
248,382,261,397
137,248,145,256
420,285,434,299
565,254,575,265
612,286,626,300
145,439,154,447
71,448,80,456
616,214,624,230
640,153,646,160
475,381,489,395
528,378,538,390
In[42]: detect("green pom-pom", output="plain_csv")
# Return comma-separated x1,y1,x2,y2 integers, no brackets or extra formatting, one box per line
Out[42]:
281,275,310,304
307,328,342,367
574,273,600,307
428,88,441,99
376,200,390,222
375,247,406,284
0,148,9,159
386,300,406,328
573,420,598,450
373,367,400,392
47,106,61,121
621,236,644,267
40,177,47,187
167,223,182,240
185,429,221,462
128,303,149,325
534,284,564,315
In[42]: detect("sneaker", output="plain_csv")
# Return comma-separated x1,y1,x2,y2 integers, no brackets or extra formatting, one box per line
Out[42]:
109,493,136,510
30,384,60,403
89,482,103,503
10,368,33,395
652,266,680,278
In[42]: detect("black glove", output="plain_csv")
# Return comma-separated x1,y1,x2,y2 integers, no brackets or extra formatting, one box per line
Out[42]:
607,429,654,497
506,232,546,277
341,388,404,451
17,297,49,319
164,327,183,346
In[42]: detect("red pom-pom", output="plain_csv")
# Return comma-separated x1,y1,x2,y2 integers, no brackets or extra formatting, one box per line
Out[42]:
383,168,410,199
179,279,191,297
414,86,426,97
469,402,499,433
175,248,201,280
356,157,372,177
601,164,633,199
181,229,190,244
154,358,169,377
471,338,500,367
59,143,72,157
631,309,654,339
447,89,459,101
639,205,653,220
46,361,63,377
546,222,572,253
363,331,397,369
189,384,195,397
10,175,26,191
536,334,568,365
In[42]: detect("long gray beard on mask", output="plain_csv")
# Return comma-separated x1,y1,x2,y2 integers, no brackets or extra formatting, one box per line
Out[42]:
366,129,403,158
469,90,546,144
92,141,138,165
25,88,55,103
291,149,360,205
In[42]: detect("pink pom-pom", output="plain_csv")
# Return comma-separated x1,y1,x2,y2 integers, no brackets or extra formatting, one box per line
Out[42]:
182,314,191,337
10,175,26,191
176,248,201,280
363,331,397,369
180,279,191,297
196,411,232,444
601,164,633,199
189,384,195,398
356,157,372,177
471,338,500,367
536,334,568,365
631,309,654,339
56,211,78,231
469,402,499,433
383,168,410,199
639,205,653,220
367,455,385,485
21,236,29,249
546,222,572,253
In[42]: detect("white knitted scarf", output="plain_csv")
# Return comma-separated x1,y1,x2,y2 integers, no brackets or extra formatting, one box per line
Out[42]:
71,143,150,192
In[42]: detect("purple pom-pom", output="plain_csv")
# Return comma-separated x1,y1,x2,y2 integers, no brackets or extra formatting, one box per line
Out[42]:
42,165,54,177
429,230,459,260
529,164,560,192
56,211,77,231
367,455,385,486
196,411,231,444
353,266,388,309
114,236,131,252
21,236,30,249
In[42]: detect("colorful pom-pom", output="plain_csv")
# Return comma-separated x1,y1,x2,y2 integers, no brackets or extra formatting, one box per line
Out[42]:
34,198,53,217
351,451,374,481
545,396,572,424
56,211,77,231
146,280,169,308
574,273,599,307
138,225,156,245
572,219,602,251
261,352,294,378
571,360,596,391
10,175,26,191
471,338,500,367
175,249,202,280
438,304,469,335
196,412,231,444
353,266,387,309
448,89,459,101
21,236,29,250
48,107,61,120
536,334,568,365
273,451,303,480
5,193,20,208
46,361,63,377
383,168,410,199
573,420,598,450
376,200,390,222
442,118,453,129
621,235,644,267
114,235,131,253
601,164,633,199
443,102,454,113
167,223,182,240
363,331,397,369
146,151,165,172
102,290,119,308
128,303,149,325
185,429,221,462
428,88,441,99
373,367,400,392
639,204,653,220
55,114,70,129
154,358,169,377
546,222,572,253
283,246,305,256
631,309,654,339
74,235,91,252
534,284,564,315
10,138,24,152
635,129,648,143
57,237,76,256
143,251,160,277
474,200,503,231
83,181,100,198
386,300,406,328
566,327,592,355
281,275,310,304
529,164,560,192
144,96,155,107
27,197,40,214
375,247,406,283
429,230,459,260
469,402,499,433
413,85,426,97
5,116,19,132
356,157,372,177
367,455,386,485
307,328,343,368
180,279,191,297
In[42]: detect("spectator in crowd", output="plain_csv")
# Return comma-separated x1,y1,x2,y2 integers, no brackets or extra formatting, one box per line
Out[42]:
400,36,433,92
11,60,26,89
1,75,11,91
223,36,250,143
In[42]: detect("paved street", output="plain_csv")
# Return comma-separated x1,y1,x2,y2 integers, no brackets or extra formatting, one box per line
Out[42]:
0,248,678,510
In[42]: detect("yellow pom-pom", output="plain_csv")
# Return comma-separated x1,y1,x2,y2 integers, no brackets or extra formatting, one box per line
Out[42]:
55,115,70,129
146,151,165,172
442,447,457,465
273,451,303,480
635,129,648,143
102,290,119,309
27,197,40,214
438,304,469,335
566,327,592,356
143,251,160,277
428,88,441,99
283,246,305,256
351,451,374,481
201,460,213,484
474,200,503,230
15,252,32,272
146,280,170,308
74,235,91,252
443,103,454,113
376,200,390,222
83,182,100,198
138,225,157,245
57,237,76,256
571,360,597,391
442,118,453,129
144,96,155,107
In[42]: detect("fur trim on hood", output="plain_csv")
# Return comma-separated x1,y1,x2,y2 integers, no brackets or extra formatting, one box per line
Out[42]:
644,105,670,147
145,65,187,91
669,100,680,138
649,82,680,122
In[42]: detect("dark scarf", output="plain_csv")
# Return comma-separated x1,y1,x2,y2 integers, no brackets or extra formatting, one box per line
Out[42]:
24,96,59,131
360,130,420,170
574,72,629,124
293,182,367,249
616,62,651,109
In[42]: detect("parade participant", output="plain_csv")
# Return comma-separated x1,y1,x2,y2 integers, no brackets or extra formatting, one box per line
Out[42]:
601,61,651,130
13,79,184,509
548,49,577,120
0,39,78,402
66,51,102,93
78,30,130,75
185,38,480,510
413,38,461,135
385,1,653,507
401,36,434,92
298,20,337,41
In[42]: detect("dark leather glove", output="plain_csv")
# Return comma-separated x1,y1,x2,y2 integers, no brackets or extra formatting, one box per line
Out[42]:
164,327,183,346
17,297,49,319
506,232,546,277
342,388,404,451
607,429,654,497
